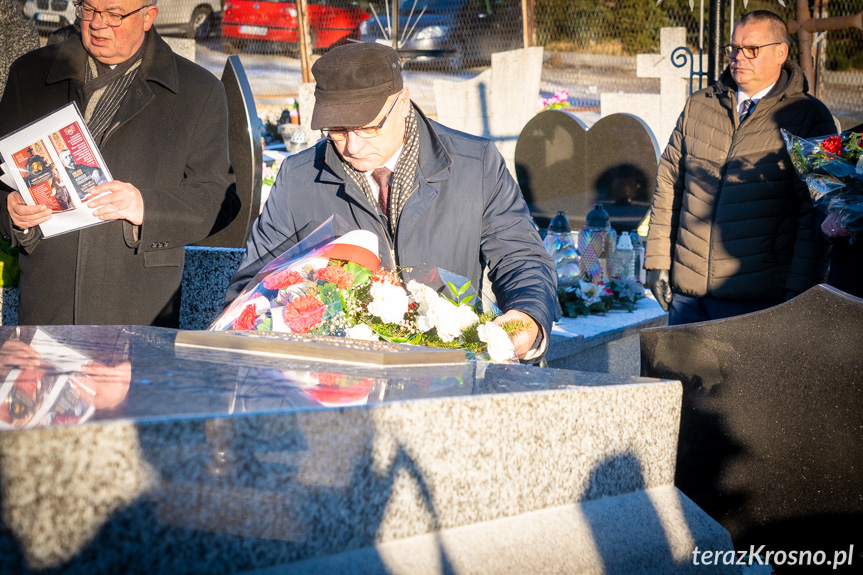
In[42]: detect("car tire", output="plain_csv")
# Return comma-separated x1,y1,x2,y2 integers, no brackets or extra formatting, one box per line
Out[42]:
223,38,241,54
447,42,464,72
189,6,213,40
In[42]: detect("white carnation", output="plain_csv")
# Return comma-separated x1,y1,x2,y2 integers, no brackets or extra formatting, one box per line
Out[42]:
456,303,479,330
346,323,379,341
477,322,516,363
415,313,435,333
367,282,409,324
428,298,464,342
407,280,438,305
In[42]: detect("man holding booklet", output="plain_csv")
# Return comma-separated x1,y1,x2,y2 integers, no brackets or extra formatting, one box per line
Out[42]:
0,0,238,327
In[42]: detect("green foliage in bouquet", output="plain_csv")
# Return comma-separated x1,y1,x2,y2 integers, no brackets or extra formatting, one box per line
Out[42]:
0,238,19,287
557,278,644,318
215,225,525,362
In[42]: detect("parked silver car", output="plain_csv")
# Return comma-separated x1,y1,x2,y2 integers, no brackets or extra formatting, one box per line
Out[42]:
23,0,221,39
358,0,522,71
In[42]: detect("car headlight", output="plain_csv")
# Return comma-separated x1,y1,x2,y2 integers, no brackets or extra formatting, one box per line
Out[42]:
414,25,449,41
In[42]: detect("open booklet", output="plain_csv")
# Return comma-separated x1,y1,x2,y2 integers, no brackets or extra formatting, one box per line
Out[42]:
0,329,96,429
0,102,112,238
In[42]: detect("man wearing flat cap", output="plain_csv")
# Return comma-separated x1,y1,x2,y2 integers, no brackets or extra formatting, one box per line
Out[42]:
226,42,556,361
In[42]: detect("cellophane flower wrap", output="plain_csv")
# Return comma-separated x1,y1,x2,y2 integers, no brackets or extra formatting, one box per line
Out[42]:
782,128,863,233
212,219,521,363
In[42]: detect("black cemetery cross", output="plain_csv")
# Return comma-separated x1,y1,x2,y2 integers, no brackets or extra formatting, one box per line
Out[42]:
640,285,863,566
195,55,262,248
514,111,659,233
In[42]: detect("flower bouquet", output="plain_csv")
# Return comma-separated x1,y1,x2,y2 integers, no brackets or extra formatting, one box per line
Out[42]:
557,277,644,318
212,219,526,362
782,127,863,234
537,89,570,113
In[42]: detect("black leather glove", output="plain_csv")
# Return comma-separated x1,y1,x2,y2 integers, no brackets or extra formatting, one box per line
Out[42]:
647,269,672,312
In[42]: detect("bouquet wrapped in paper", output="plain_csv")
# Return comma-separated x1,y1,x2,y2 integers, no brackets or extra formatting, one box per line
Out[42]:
213,218,525,362
782,128,863,234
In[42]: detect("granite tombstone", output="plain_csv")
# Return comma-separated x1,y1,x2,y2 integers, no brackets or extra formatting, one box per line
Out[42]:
514,110,660,232
0,325,734,574
640,284,863,568
194,55,262,249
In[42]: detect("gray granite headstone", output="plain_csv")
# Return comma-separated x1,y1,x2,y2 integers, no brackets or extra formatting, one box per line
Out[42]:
640,284,863,561
515,111,659,232
194,56,262,248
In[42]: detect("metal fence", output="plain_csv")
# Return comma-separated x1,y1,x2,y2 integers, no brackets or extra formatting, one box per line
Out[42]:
24,0,863,130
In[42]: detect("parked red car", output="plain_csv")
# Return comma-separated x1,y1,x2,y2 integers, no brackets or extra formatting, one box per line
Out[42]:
221,0,370,53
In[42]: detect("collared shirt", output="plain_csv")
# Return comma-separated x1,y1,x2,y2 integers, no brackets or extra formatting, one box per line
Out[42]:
362,144,403,195
737,83,775,117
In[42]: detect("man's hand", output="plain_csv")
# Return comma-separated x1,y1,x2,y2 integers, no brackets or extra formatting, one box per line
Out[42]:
0,339,42,378
493,309,539,360
87,181,145,225
821,211,854,239
76,361,132,410
647,269,673,312
7,192,51,230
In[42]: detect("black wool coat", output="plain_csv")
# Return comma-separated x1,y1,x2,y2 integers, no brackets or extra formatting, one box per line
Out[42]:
0,29,238,327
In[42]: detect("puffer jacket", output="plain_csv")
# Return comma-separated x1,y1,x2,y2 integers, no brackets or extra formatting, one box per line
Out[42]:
645,62,836,300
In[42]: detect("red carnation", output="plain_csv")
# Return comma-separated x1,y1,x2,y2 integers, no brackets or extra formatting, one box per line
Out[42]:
371,269,400,285
232,304,258,331
315,265,354,289
821,135,844,156
263,268,304,290
283,294,325,333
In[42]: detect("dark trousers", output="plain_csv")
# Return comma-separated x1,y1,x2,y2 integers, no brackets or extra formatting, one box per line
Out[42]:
668,291,784,326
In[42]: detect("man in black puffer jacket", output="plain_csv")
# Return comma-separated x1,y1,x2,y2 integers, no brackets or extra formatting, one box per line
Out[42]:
645,10,837,325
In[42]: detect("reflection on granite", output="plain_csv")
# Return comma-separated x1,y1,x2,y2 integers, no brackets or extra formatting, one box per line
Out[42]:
0,325,725,574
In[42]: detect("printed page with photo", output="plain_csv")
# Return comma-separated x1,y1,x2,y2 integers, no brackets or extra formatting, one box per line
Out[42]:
0,329,96,429
0,102,113,238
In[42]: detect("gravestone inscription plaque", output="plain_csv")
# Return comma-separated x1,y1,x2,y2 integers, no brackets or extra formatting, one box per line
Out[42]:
640,284,863,567
515,111,659,232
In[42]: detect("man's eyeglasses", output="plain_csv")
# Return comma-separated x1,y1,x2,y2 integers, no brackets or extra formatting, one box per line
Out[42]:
75,3,151,26
724,43,782,59
321,92,403,141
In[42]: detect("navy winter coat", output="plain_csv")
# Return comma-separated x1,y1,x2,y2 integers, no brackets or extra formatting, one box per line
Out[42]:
227,105,557,338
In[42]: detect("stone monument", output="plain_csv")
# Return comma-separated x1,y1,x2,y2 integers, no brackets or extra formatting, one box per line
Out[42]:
194,56,262,249
0,325,735,574
514,110,659,231
601,27,705,150
640,284,863,562
433,47,544,174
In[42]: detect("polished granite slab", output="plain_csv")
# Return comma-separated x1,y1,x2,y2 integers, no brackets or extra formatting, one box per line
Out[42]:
0,325,731,574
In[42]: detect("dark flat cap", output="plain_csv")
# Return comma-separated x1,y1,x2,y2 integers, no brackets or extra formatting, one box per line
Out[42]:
311,42,403,130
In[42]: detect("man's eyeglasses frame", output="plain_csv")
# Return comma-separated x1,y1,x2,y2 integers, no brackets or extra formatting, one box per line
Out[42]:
724,42,782,59
75,2,152,26
321,91,404,141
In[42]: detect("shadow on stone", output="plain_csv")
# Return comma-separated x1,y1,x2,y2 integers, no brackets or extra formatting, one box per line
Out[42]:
640,284,863,569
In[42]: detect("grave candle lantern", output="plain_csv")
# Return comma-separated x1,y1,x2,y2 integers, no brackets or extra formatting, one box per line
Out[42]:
578,204,617,283
543,211,580,287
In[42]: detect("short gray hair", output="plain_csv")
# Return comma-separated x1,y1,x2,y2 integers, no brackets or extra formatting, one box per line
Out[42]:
736,10,790,47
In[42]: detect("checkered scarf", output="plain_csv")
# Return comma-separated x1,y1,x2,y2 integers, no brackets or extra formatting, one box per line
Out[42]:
82,41,145,144
343,107,420,237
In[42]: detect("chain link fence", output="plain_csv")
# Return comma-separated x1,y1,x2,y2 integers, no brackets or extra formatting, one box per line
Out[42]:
22,0,863,131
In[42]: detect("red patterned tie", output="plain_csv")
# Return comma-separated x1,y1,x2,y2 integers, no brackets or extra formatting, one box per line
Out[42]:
371,167,392,215
739,99,755,123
